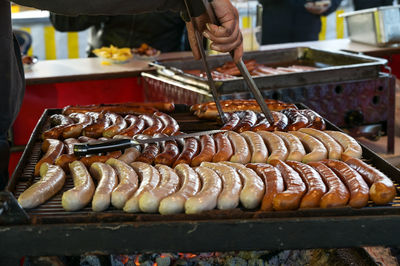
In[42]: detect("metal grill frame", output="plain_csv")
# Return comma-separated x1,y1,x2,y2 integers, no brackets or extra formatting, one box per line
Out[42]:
1,106,400,259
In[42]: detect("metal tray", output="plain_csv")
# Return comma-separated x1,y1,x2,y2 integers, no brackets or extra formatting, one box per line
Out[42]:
342,6,400,46
153,47,387,94
1,105,400,258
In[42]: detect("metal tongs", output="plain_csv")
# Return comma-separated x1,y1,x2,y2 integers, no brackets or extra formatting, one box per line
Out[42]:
183,0,274,124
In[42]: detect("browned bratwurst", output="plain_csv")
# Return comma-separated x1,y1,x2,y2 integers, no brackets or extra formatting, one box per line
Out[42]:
343,157,396,205
322,159,369,208
269,159,306,211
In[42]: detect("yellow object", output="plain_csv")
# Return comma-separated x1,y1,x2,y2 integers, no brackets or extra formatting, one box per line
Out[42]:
318,16,327,41
67,32,79,59
101,61,112,66
336,10,344,39
373,11,382,44
93,45,133,62
44,26,56,60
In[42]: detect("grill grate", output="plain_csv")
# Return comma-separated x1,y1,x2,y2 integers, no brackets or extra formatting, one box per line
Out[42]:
9,108,400,225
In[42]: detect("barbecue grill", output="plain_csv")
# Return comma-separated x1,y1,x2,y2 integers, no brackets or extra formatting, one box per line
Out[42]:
1,105,400,263
143,47,395,153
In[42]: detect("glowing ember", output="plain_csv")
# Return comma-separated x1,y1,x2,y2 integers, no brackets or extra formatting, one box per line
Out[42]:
134,256,140,266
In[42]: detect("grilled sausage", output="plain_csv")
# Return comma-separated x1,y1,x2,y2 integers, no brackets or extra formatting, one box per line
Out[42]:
191,135,216,167
286,161,326,208
18,163,66,209
123,162,160,213
221,162,264,209
246,163,284,211
251,118,272,132
324,130,362,160
343,157,396,205
185,166,222,214
289,131,327,163
78,136,98,143
141,114,163,136
42,114,74,139
80,151,122,168
273,131,305,161
62,161,95,211
227,131,251,164
212,132,233,162
201,162,242,210
134,135,160,165
117,115,146,137
118,147,141,164
269,159,307,211
139,164,180,213
34,139,65,176
256,131,288,163
241,131,268,163
82,111,110,138
173,137,199,167
281,108,309,131
322,159,369,208
106,158,139,209
154,138,180,167
90,162,118,212
299,128,343,160
63,138,80,155
308,162,349,208
159,163,201,214
220,112,241,131
55,154,78,173
103,113,127,138
233,110,258,133
62,113,93,139
154,112,179,135
271,111,289,131
298,109,326,130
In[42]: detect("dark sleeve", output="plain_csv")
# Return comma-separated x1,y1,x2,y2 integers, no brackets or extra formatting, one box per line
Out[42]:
49,14,105,32
323,0,343,16
12,0,185,16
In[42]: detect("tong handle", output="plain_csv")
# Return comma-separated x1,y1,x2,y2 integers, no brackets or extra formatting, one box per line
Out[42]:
73,139,138,156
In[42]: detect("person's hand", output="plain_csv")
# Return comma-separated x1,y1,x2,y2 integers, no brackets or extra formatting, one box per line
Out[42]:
186,0,243,63
305,0,331,15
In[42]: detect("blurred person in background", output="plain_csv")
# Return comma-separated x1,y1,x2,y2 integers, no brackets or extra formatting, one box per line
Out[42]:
0,0,243,190
50,12,188,56
260,0,343,44
353,0,393,10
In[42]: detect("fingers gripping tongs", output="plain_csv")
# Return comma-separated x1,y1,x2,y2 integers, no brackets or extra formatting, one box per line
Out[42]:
183,0,274,124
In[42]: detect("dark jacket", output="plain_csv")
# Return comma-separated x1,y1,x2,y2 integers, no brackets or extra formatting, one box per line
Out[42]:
1,0,25,139
50,12,186,56
260,0,343,44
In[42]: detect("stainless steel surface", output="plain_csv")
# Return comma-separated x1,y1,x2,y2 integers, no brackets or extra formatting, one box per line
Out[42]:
155,47,387,94
342,6,400,46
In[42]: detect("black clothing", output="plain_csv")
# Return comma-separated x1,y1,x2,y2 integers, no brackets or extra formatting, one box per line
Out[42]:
260,0,343,44
50,12,186,55
353,0,393,10
0,0,25,190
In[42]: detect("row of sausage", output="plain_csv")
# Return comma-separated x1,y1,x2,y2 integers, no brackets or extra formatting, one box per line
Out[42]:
42,111,180,140
35,128,362,178
18,157,396,213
